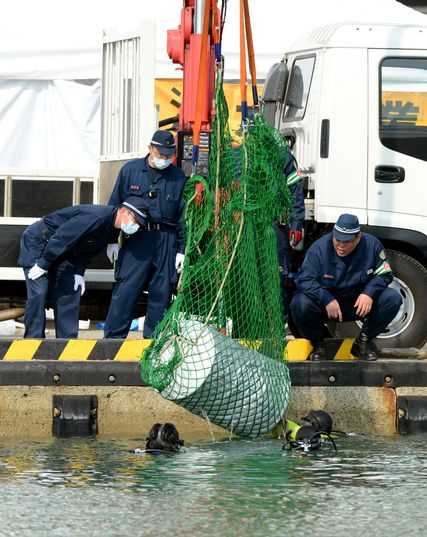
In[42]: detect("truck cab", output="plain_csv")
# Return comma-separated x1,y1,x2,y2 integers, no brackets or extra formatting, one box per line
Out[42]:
263,22,427,348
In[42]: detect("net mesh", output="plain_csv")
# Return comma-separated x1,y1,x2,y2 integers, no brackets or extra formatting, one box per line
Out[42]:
140,70,293,437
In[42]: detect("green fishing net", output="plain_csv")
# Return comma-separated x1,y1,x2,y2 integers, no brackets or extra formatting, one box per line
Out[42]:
141,71,293,437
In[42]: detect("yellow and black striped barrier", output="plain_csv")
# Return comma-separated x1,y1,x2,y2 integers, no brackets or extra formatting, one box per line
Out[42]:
0,338,356,361
0,339,151,361
0,338,425,389
286,338,357,361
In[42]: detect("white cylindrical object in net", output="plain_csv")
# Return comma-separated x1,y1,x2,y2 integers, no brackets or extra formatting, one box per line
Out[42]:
159,320,291,437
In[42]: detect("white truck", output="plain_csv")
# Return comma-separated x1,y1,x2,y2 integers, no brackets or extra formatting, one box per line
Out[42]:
262,22,427,348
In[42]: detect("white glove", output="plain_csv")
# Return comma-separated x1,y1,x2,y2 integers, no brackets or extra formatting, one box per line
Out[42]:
175,253,185,273
28,263,47,280
106,243,121,263
74,274,85,296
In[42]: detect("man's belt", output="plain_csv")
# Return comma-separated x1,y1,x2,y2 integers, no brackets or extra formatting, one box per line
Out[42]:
141,222,176,232
37,219,54,238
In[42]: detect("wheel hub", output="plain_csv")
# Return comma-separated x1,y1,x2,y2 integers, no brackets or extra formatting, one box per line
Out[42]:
355,277,415,340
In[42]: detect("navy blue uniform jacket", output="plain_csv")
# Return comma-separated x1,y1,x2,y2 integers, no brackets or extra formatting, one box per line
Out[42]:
18,205,118,275
295,232,393,307
285,153,305,231
108,156,187,253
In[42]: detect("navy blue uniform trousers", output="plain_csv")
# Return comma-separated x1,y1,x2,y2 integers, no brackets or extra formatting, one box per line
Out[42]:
274,222,291,323
291,288,402,341
104,228,177,339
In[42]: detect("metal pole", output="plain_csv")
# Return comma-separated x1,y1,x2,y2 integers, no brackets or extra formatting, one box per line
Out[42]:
5,175,12,217
194,0,206,34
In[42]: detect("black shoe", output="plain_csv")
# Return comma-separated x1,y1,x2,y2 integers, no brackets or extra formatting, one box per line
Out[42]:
309,341,327,361
351,332,377,361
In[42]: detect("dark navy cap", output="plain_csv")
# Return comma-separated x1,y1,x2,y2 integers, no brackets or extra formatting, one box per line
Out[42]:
150,130,176,155
122,196,147,225
333,214,361,241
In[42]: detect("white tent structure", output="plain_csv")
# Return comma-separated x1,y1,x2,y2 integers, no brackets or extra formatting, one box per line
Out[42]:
0,0,426,171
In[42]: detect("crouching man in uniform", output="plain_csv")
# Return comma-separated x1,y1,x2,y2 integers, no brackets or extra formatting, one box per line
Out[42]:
18,198,147,338
104,129,187,339
290,214,402,361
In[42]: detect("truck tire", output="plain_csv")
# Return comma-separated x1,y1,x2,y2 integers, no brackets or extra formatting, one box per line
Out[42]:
330,250,427,349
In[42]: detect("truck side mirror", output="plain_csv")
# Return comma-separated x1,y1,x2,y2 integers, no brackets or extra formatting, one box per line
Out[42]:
261,61,288,125
261,61,289,103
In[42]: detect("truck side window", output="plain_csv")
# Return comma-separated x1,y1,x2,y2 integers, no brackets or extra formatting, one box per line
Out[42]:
282,55,315,121
380,57,427,162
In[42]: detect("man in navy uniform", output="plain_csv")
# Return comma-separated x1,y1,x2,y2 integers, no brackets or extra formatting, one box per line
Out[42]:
290,214,402,361
104,129,187,339
18,197,147,338
274,129,305,323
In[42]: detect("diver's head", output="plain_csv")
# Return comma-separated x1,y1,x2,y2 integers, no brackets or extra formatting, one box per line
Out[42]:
284,424,337,453
301,410,333,434
283,425,322,452
293,426,322,452
145,423,184,453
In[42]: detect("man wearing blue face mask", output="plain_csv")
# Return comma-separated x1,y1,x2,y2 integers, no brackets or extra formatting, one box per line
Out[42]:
104,129,187,339
18,198,146,338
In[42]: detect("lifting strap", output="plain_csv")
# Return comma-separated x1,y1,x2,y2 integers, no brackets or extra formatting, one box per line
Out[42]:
239,0,258,122
239,0,248,121
243,0,258,106
212,0,221,62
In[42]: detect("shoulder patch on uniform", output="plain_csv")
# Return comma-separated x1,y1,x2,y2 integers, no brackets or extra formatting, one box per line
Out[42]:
379,249,386,260
130,185,140,190
323,274,334,279
374,261,392,276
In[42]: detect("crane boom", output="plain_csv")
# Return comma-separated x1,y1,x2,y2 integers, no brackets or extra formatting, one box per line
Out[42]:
167,0,220,176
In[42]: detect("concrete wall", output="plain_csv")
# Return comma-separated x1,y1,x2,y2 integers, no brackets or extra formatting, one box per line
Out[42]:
0,386,229,441
0,384,406,439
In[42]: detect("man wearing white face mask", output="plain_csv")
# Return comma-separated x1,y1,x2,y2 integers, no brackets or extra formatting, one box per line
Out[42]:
104,129,187,339
18,198,147,338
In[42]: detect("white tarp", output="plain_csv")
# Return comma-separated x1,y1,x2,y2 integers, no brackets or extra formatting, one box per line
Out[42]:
0,80,100,169
0,0,426,171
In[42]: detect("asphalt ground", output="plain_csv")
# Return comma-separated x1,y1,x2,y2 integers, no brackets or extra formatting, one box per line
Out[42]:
2,319,426,350
9,320,143,340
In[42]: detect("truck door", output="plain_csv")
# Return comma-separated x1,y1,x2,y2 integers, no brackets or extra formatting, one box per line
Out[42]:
367,50,427,234
365,49,427,349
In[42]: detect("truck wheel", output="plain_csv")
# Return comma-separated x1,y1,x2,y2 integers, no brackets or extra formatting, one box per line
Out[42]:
330,250,427,349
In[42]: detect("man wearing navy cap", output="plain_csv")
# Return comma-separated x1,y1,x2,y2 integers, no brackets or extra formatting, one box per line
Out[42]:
18,197,147,338
290,213,402,361
104,129,187,339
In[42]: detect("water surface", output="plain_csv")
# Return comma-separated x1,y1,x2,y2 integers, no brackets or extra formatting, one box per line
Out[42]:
0,434,426,537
